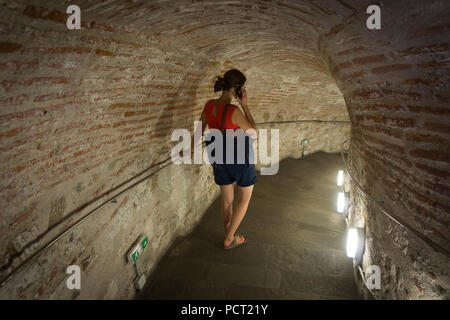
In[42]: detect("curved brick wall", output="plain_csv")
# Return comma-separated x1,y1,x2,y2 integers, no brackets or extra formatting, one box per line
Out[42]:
319,1,449,299
0,0,447,299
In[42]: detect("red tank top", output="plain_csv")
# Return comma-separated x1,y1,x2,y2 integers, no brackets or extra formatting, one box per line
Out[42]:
204,100,239,131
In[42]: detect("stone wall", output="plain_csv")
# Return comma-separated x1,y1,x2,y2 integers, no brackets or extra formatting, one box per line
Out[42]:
319,0,450,299
0,0,349,299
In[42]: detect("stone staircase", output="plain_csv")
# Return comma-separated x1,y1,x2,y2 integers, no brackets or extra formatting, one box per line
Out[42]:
139,152,361,300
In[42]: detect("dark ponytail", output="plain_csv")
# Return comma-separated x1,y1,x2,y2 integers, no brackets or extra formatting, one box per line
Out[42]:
213,69,246,93
214,76,227,92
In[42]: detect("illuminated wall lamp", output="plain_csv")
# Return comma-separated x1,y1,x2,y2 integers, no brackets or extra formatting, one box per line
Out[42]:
346,227,365,266
337,170,344,187
337,192,350,216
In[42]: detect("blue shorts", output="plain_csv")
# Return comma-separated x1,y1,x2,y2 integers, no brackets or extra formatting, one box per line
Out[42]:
212,163,257,187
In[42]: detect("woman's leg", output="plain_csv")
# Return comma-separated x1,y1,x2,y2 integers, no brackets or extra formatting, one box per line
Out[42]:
220,184,234,233
224,184,254,246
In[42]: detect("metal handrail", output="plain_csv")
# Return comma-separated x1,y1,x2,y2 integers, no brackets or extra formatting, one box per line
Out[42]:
0,153,179,288
340,137,450,258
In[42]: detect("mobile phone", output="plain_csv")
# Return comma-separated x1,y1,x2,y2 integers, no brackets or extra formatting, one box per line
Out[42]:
235,85,243,99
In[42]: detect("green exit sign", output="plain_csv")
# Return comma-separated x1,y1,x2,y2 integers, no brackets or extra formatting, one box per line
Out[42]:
302,138,309,145
127,234,149,264
132,250,140,262
141,237,148,249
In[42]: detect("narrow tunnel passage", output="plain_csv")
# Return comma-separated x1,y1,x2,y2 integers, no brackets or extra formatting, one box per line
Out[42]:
0,0,449,303
140,152,360,300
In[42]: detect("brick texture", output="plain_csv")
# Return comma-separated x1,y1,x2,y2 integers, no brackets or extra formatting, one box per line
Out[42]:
0,0,448,300
319,0,449,299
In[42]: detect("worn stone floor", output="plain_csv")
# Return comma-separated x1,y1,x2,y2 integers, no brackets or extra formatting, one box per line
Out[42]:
138,151,361,300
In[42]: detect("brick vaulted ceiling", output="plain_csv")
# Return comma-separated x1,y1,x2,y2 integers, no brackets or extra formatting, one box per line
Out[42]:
3,0,350,125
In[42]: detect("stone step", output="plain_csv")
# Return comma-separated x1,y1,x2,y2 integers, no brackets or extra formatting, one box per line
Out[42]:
140,152,361,300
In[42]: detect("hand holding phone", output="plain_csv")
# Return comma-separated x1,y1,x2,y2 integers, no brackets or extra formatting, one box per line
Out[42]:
235,85,243,99
235,85,247,107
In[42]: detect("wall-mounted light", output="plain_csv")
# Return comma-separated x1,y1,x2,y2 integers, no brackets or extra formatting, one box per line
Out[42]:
337,192,349,215
337,170,344,187
346,227,365,265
